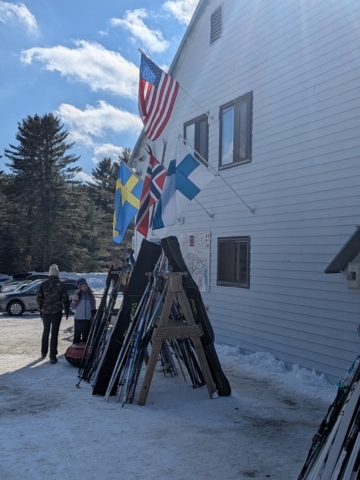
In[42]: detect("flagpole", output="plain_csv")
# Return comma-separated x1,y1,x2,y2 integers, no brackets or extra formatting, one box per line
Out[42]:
178,86,211,119
194,199,214,219
178,135,255,215
139,49,212,120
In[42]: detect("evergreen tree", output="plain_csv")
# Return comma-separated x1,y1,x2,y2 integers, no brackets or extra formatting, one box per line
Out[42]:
86,157,119,214
85,148,135,269
0,171,22,273
4,113,85,271
1,115,136,273
120,147,132,164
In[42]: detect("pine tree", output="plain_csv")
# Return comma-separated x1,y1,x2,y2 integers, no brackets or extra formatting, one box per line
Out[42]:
86,157,119,214
4,113,84,271
84,148,135,269
0,171,21,273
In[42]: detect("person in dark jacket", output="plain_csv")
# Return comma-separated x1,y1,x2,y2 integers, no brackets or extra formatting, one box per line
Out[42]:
70,277,96,345
37,264,70,364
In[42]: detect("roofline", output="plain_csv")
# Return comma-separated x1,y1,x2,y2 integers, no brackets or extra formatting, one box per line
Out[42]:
168,0,207,76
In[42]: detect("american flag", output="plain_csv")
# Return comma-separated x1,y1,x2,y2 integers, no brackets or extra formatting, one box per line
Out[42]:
138,52,179,141
136,154,167,238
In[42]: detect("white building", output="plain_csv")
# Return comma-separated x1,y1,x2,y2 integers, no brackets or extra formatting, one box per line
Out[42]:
131,0,360,382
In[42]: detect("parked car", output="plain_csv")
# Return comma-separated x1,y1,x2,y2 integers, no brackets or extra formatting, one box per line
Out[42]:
0,279,78,316
1,274,75,293
0,277,12,290
0,273,45,292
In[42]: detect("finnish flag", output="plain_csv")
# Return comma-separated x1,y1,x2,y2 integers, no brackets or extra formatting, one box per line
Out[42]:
152,139,214,237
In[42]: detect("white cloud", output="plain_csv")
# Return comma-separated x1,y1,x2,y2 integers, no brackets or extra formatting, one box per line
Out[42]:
163,0,198,25
56,100,143,146
0,1,38,34
76,170,94,183
20,40,138,97
111,9,169,54
92,143,124,163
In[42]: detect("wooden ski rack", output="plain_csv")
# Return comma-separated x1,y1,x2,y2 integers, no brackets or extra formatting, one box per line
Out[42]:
137,272,217,406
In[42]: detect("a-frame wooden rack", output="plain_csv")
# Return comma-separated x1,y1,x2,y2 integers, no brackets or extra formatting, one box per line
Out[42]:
137,272,217,406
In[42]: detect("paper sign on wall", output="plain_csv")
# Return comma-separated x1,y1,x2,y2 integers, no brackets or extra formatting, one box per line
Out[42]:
179,232,211,292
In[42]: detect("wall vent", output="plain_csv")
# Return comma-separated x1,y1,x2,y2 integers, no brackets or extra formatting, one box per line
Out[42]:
210,6,222,44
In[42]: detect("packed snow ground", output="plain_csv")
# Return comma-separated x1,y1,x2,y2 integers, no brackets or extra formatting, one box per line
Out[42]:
0,273,339,480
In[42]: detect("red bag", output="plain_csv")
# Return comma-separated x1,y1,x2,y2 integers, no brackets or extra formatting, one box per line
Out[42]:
65,342,87,368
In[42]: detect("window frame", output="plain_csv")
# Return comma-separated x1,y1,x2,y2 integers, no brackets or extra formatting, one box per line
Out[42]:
183,114,209,164
217,236,250,288
219,92,253,170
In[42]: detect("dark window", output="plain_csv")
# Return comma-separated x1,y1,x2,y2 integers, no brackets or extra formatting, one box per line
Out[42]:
184,114,208,164
217,236,250,288
210,6,222,44
219,92,252,169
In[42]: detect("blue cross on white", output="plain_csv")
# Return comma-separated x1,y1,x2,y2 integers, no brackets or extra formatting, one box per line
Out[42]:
152,139,214,237
176,154,202,200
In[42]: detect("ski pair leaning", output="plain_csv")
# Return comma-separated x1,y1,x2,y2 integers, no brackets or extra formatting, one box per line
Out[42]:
297,354,360,480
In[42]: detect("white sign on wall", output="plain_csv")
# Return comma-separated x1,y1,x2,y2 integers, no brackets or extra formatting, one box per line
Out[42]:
179,232,211,292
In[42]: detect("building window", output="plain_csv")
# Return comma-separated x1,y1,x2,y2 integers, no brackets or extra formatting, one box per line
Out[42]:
219,92,252,169
184,114,208,163
210,6,222,44
217,236,250,288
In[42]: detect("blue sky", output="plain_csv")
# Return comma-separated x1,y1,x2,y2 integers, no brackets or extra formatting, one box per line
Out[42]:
0,0,198,181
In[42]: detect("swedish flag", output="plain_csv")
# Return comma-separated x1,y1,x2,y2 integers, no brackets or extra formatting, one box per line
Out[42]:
113,161,143,245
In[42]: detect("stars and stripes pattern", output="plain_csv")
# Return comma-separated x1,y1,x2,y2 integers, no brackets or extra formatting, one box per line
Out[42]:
136,154,167,238
138,52,179,141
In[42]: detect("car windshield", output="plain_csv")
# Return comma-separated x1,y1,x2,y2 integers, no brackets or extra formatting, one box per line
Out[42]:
14,280,42,293
25,284,41,294
13,280,33,290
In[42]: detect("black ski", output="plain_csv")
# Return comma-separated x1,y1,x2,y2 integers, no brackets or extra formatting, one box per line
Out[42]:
297,355,360,479
161,236,231,396
92,239,162,396
77,267,113,383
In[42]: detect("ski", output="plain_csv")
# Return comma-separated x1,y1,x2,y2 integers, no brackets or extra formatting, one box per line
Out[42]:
76,266,113,385
161,236,231,396
298,355,360,479
304,380,360,479
92,239,162,396
330,406,360,479
77,267,123,385
341,431,360,479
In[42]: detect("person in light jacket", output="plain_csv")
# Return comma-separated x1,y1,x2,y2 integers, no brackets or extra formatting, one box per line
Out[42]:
70,278,96,344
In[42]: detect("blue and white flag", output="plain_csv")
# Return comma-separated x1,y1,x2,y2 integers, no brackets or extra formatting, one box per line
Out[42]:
113,161,143,245
152,138,214,237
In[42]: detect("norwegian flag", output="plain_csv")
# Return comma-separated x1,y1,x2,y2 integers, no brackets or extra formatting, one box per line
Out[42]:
138,52,179,141
136,154,167,238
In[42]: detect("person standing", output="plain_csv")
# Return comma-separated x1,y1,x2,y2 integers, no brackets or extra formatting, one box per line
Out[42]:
70,278,96,345
37,264,70,364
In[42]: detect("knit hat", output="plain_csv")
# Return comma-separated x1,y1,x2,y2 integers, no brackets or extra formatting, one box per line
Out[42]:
76,277,88,288
49,264,59,277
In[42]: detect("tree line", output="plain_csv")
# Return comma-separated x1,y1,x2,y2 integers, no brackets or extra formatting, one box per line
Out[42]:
0,113,133,274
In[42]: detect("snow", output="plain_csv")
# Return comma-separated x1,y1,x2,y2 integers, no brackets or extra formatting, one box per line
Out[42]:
0,273,339,480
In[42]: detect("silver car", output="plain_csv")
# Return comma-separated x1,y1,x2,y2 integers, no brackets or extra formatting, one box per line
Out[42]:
0,280,77,316
1,274,49,292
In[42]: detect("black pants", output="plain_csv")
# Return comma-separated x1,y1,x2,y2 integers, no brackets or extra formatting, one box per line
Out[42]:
74,319,91,344
42,312,62,357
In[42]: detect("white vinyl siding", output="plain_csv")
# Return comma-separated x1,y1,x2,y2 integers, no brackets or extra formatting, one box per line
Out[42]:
134,0,360,382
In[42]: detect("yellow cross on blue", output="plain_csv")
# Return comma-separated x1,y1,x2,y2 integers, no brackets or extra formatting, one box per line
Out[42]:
113,162,143,245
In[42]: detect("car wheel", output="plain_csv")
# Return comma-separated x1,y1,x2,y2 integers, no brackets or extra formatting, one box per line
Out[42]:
7,300,24,316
